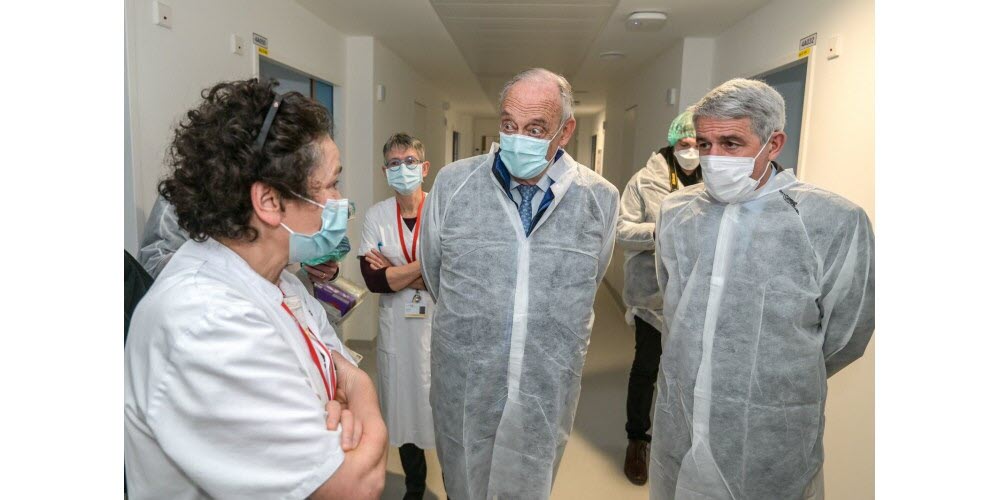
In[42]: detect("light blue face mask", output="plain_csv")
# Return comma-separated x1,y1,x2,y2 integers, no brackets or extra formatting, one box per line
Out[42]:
281,195,349,264
386,163,423,195
302,235,351,267
499,121,565,179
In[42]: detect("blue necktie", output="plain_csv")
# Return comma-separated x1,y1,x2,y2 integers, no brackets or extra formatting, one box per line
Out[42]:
516,184,538,236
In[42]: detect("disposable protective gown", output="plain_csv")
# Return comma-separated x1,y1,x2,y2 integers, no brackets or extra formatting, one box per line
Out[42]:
651,168,874,500
617,151,694,332
419,143,619,499
138,195,187,278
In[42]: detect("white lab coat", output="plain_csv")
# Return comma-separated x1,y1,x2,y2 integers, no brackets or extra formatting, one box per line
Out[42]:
125,238,356,500
359,195,436,449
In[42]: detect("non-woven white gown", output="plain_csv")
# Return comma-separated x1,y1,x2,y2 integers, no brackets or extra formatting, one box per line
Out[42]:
359,195,436,449
420,144,619,499
618,151,696,332
138,195,187,278
651,168,875,500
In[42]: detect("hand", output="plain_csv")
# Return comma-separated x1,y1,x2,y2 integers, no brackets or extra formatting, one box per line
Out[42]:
364,250,391,271
324,400,361,452
311,351,388,499
329,351,386,452
408,276,426,290
305,260,340,283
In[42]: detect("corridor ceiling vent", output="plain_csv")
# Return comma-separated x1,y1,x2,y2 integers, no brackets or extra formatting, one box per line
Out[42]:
625,11,667,32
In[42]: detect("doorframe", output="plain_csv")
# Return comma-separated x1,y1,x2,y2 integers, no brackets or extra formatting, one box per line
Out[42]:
746,49,816,180
124,7,142,254
254,53,344,147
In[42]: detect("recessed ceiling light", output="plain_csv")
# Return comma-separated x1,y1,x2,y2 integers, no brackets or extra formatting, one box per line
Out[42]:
626,11,667,32
599,51,626,60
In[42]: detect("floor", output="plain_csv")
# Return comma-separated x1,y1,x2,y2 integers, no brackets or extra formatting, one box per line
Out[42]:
348,282,652,500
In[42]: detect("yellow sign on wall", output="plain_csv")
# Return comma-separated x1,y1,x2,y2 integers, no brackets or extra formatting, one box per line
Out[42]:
258,46,269,56
798,47,811,59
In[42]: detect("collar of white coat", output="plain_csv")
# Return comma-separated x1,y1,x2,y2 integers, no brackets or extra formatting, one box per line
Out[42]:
488,141,577,199
197,238,289,306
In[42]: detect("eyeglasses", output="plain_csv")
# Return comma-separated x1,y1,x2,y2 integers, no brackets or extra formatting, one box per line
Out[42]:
294,191,357,220
385,156,423,171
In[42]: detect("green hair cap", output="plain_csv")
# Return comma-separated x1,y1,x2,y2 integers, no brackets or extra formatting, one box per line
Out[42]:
667,110,696,147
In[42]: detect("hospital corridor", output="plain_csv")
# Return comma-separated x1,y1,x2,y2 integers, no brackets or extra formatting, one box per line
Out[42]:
122,0,878,498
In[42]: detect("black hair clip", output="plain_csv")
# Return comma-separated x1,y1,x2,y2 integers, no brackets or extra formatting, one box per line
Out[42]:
253,93,286,152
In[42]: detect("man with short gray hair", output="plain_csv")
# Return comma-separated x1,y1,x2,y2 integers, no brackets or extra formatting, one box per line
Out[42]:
650,78,874,499
420,67,619,499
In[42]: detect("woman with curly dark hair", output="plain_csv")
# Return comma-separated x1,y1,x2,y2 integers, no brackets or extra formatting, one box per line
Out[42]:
125,78,387,499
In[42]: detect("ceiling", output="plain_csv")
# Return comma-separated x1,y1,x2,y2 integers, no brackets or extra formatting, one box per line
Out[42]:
298,0,771,117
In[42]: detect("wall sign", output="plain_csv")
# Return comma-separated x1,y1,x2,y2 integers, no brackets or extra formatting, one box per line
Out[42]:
253,33,268,49
799,33,817,50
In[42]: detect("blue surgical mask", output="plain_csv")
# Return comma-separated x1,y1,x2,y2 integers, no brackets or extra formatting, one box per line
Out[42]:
281,195,349,264
386,163,423,194
302,235,351,267
499,121,565,179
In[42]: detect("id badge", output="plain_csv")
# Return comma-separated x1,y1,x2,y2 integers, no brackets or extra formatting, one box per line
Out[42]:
404,291,428,319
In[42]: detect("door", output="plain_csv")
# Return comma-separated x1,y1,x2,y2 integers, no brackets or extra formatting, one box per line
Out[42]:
589,134,598,171
259,57,311,96
259,56,335,138
757,60,807,174
413,101,428,144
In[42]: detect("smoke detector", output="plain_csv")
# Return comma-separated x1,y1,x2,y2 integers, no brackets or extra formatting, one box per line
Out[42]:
626,11,667,32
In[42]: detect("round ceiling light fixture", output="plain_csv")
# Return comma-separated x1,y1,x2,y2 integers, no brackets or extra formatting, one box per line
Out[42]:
599,51,626,60
626,11,667,32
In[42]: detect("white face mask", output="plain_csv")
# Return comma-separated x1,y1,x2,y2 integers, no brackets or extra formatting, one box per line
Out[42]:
673,147,700,171
699,135,772,204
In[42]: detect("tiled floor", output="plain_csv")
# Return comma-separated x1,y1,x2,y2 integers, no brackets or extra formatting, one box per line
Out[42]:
349,283,651,500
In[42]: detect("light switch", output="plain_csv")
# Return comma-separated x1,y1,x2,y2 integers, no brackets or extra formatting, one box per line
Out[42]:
230,34,244,55
826,35,842,60
153,2,172,29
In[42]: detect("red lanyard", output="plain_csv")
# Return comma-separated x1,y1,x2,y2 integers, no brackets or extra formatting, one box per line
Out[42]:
396,193,425,264
280,300,335,401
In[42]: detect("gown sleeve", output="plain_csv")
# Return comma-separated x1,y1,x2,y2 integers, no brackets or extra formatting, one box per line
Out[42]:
819,206,876,376
138,195,189,278
418,186,444,302
617,175,656,251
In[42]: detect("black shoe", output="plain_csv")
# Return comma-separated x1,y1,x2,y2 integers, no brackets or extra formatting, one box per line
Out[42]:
624,439,650,485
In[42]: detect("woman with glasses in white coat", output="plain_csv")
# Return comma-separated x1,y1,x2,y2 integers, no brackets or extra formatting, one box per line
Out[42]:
358,133,436,500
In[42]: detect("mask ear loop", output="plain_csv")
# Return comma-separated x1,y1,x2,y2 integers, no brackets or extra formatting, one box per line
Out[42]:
751,133,775,189
254,93,286,152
